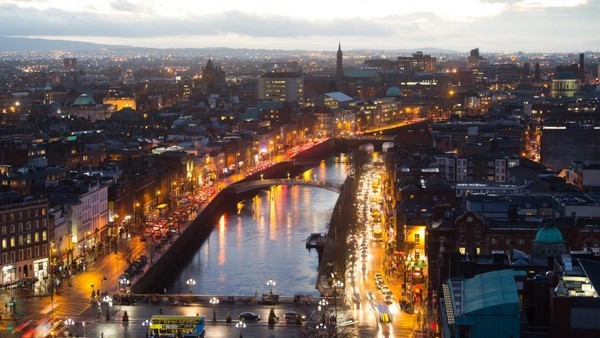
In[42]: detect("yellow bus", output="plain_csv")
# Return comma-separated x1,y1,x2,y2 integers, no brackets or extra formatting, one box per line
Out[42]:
148,315,205,337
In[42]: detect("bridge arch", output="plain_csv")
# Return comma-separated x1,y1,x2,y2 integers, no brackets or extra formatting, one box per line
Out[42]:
226,178,342,195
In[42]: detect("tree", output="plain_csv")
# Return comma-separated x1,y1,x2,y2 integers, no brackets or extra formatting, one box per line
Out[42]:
119,238,137,268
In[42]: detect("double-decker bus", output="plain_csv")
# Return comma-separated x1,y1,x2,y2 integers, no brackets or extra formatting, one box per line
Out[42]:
147,315,205,337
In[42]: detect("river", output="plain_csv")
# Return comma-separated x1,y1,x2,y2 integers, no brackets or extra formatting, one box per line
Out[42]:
161,154,350,296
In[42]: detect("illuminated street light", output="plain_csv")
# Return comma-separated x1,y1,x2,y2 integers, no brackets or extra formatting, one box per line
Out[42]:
266,279,276,294
186,278,196,293
333,280,344,331
210,297,219,323
236,320,246,338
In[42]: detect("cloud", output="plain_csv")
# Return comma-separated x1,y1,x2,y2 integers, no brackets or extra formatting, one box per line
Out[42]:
0,0,597,52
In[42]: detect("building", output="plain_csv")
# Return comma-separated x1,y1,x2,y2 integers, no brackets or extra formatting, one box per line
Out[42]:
397,51,436,73
103,96,136,111
541,125,600,172
467,48,487,68
258,72,304,104
201,57,226,88
0,193,50,289
551,72,579,98
440,269,520,338
59,183,109,261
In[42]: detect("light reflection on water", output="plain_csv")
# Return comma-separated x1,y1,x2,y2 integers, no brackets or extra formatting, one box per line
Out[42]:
164,161,348,296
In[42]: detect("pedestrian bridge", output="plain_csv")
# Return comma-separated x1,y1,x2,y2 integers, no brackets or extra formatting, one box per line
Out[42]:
226,178,342,194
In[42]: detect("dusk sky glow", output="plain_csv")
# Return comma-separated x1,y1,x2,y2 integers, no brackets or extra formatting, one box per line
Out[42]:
2,0,598,52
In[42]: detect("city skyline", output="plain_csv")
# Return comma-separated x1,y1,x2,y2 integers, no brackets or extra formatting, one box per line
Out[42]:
1,0,598,53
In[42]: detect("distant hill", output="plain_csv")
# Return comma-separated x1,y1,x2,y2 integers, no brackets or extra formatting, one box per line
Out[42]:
0,37,128,52
0,36,460,56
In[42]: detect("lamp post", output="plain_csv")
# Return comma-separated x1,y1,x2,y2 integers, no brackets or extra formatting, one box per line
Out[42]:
333,280,344,331
103,295,112,321
266,279,276,294
209,297,219,323
235,320,246,338
142,319,151,337
186,278,196,294
64,318,75,336
318,298,328,337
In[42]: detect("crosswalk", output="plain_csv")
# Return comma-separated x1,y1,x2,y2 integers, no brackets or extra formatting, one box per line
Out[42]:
40,297,91,317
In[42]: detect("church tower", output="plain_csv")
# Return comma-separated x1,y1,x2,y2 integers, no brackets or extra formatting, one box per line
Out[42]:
336,42,343,79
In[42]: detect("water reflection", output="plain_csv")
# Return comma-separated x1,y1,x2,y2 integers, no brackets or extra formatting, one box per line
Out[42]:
164,161,348,296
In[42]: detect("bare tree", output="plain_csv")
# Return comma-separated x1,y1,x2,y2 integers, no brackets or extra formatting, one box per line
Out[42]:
119,238,137,268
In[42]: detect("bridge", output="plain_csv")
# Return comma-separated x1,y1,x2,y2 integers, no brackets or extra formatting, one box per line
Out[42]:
226,178,343,194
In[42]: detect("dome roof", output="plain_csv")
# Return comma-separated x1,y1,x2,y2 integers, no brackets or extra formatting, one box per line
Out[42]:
386,86,401,97
73,94,96,106
535,225,563,244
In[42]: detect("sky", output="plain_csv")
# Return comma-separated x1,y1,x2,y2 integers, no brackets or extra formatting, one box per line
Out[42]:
1,0,598,52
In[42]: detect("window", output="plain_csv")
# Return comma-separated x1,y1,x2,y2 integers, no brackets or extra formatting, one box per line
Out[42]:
439,236,446,243
10,224,14,233
18,236,23,246
491,238,496,245
475,236,480,244
18,223,23,232
1,226,5,235
506,239,512,245
459,236,466,244
459,247,466,254
459,224,465,232
42,231,47,241
26,234,31,244
10,237,15,247
1,239,6,249
476,247,481,255
414,234,420,244
518,239,524,245
34,232,39,243
34,220,39,229
475,224,480,232
26,222,31,231
414,250,420,260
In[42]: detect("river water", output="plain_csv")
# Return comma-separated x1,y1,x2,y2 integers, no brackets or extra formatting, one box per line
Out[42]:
162,155,350,296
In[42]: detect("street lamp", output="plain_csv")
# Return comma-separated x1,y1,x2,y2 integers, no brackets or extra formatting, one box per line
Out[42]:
333,280,344,330
209,297,219,323
318,298,329,337
103,295,112,321
142,319,151,336
64,318,74,335
235,320,246,338
266,279,276,294
186,278,196,293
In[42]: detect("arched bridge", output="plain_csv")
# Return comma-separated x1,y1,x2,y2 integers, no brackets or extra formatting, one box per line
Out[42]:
226,178,343,194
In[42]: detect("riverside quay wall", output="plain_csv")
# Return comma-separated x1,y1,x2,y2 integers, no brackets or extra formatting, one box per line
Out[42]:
132,140,337,293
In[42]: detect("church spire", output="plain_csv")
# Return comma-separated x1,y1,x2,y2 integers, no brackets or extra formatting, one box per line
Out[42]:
336,42,343,79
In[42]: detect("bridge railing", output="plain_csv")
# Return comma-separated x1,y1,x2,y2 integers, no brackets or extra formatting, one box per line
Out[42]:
116,293,324,306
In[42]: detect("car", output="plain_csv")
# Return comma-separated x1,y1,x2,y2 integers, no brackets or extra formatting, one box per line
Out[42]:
239,312,261,321
283,311,305,321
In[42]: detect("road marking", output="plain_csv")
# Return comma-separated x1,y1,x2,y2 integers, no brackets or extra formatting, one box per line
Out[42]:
78,304,91,316
40,302,58,315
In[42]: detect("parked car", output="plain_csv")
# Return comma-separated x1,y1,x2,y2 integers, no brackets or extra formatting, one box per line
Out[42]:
283,311,305,321
239,312,261,321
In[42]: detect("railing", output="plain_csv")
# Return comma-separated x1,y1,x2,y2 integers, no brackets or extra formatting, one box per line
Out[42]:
227,178,342,194
116,293,320,306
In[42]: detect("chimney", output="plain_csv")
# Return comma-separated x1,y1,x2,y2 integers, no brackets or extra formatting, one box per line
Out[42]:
579,53,585,83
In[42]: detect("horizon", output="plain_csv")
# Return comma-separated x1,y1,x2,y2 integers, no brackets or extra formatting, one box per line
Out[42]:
1,0,598,53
